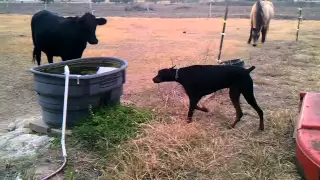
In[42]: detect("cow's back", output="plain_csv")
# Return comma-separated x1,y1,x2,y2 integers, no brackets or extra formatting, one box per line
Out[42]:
32,10,62,32
32,11,62,55
31,10,86,58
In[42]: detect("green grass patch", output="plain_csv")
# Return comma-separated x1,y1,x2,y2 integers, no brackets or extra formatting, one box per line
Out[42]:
71,104,153,154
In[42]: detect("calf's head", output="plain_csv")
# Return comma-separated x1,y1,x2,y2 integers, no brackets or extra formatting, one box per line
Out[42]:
152,66,177,83
78,12,107,45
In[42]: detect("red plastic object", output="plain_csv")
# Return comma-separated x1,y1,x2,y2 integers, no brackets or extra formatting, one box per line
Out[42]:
296,92,320,180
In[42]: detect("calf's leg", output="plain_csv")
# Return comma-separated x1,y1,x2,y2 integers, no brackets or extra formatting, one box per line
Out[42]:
61,56,68,61
229,87,243,129
241,83,264,130
46,54,53,64
186,96,201,123
34,47,41,66
199,93,216,112
183,93,210,112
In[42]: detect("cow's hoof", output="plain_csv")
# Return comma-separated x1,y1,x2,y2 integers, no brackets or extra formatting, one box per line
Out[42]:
186,119,192,123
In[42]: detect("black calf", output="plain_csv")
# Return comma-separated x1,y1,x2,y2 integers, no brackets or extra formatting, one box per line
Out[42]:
152,65,264,131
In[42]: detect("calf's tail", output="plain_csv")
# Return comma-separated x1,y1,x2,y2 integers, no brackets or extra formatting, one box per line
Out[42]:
31,19,37,65
246,66,256,73
32,47,36,64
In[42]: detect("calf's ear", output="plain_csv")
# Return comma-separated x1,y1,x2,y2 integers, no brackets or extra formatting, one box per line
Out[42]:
96,18,107,25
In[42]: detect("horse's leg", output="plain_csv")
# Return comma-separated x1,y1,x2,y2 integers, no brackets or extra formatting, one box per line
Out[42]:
247,27,253,44
261,20,270,43
261,26,267,43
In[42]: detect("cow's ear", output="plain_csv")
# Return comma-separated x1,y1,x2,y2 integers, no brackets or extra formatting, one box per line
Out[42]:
96,18,107,25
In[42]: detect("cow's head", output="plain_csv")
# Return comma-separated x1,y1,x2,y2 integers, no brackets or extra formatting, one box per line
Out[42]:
77,12,107,45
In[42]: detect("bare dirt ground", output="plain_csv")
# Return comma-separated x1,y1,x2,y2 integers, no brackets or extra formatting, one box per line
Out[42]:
1,6,320,179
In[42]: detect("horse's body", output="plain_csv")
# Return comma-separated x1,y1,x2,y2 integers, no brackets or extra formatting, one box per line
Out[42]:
247,0,274,46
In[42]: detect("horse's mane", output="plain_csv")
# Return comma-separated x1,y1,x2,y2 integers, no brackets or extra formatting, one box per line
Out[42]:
255,0,264,30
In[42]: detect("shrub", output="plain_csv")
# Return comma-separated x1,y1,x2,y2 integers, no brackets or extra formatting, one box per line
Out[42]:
72,104,153,153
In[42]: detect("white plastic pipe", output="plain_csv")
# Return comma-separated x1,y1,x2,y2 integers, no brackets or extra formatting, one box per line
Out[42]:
61,65,69,158
41,65,69,180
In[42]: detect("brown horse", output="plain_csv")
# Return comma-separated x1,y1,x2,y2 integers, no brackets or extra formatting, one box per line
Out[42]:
247,0,274,46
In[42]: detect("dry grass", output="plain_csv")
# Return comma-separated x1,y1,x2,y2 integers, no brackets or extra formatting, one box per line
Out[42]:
0,15,40,125
0,14,320,179
96,19,320,180
102,111,297,180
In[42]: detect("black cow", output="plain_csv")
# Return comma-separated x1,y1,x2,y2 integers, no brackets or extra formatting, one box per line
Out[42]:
31,10,107,66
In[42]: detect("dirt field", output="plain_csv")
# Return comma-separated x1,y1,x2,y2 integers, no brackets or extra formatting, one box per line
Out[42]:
1,9,320,179
1,2,320,19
